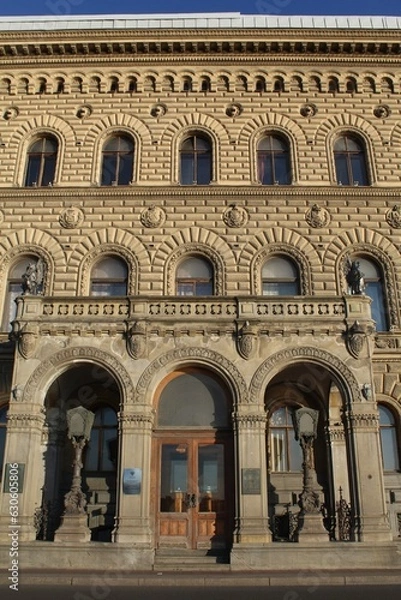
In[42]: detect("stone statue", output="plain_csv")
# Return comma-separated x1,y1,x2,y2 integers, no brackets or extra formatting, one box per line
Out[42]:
21,258,45,295
346,259,364,295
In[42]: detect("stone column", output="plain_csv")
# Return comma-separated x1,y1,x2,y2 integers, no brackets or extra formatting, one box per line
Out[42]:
113,406,153,545
345,404,392,542
0,404,45,542
232,406,271,545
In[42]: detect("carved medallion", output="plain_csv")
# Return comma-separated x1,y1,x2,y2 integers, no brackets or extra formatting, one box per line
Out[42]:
346,320,367,359
18,326,38,359
223,204,248,228
3,106,19,121
305,204,330,228
59,206,84,229
140,205,166,229
373,104,391,119
386,205,401,229
150,103,167,117
300,103,317,118
236,321,258,360
76,105,92,119
225,103,242,118
126,322,147,360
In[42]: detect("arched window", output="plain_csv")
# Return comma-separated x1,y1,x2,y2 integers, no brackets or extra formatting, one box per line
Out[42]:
90,256,128,296
328,77,339,93
180,134,212,185
85,406,117,472
262,255,300,296
334,134,369,186
257,134,291,185
0,405,8,480
101,134,134,186
2,255,39,330
351,256,388,331
269,406,303,472
200,77,211,92
273,77,284,92
176,256,214,296
24,136,58,187
255,77,266,92
379,405,399,471
346,78,357,93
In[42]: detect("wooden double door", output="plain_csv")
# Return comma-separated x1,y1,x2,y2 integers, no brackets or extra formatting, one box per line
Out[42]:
154,433,234,549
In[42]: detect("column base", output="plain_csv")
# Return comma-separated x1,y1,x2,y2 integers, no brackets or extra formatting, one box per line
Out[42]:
54,513,91,543
113,516,152,545
297,512,330,543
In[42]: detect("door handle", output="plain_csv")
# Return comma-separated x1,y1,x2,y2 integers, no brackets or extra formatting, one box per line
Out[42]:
185,493,197,508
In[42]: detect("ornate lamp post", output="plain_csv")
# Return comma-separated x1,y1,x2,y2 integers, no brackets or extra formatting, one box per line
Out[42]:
54,406,95,543
294,407,328,543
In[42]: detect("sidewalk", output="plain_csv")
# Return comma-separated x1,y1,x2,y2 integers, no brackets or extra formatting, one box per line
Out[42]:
3,568,401,587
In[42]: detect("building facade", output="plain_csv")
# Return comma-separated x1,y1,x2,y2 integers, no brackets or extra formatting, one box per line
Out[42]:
0,13,400,571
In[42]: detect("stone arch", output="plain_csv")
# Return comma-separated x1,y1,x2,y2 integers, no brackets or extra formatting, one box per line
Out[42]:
9,114,76,186
0,228,65,295
153,227,235,295
250,347,361,408
240,227,320,295
389,123,401,148
314,114,382,184
136,346,248,409
22,346,134,408
238,112,307,184
69,227,149,295
325,228,400,328
84,113,152,184
160,113,230,183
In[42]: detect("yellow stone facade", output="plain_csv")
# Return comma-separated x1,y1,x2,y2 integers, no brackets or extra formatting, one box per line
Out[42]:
0,14,400,571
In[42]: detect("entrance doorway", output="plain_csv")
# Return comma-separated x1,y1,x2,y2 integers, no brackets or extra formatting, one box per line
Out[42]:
155,434,233,549
152,367,234,550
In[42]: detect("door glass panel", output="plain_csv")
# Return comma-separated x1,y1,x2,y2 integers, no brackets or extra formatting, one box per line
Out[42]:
160,444,188,513
198,444,224,513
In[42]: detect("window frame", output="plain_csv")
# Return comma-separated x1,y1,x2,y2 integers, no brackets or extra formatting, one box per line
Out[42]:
89,255,129,297
175,255,215,296
268,405,303,473
84,405,118,473
333,133,370,186
179,133,213,186
257,133,292,185
261,255,301,297
24,135,58,187
100,133,135,186
378,404,400,472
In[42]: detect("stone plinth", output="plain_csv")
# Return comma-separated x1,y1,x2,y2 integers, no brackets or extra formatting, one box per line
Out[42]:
298,513,330,544
54,514,91,543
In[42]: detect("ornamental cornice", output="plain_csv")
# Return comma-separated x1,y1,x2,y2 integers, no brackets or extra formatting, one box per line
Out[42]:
0,186,401,202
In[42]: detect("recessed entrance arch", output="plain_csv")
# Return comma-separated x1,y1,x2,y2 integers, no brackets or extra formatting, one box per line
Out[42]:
152,367,234,550
41,363,121,542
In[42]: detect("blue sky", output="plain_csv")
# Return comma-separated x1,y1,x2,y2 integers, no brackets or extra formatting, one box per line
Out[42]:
1,0,401,18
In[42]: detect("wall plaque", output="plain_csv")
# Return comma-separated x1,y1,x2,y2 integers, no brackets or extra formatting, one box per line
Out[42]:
241,468,261,495
123,468,142,495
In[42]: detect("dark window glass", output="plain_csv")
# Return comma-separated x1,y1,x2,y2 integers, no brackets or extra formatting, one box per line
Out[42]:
25,137,57,187
85,407,117,472
101,135,134,186
269,407,303,472
257,135,291,185
180,135,212,185
90,256,128,296
176,256,214,296
262,256,300,296
379,405,399,471
334,135,368,185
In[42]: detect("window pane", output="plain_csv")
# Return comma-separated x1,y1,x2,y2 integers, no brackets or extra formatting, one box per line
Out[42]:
289,431,303,471
177,257,212,279
160,444,188,512
365,281,387,332
117,153,133,185
263,281,299,296
195,281,214,295
25,155,41,186
381,428,398,471
180,154,194,184
101,155,117,185
41,155,56,185
379,406,395,426
350,155,368,185
92,257,127,279
258,154,273,185
91,282,127,296
335,155,350,185
197,154,212,184
262,256,297,279
177,282,195,296
271,430,287,471
85,430,100,471
101,429,117,471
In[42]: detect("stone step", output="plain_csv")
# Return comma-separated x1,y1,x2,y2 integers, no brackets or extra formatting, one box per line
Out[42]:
154,548,230,569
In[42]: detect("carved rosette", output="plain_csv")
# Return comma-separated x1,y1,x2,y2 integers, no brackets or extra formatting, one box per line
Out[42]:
59,206,84,229
386,205,401,229
18,325,38,359
126,322,147,360
305,204,330,228
346,320,367,358
236,321,258,360
140,205,166,228
223,204,248,228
